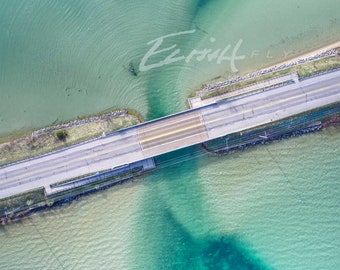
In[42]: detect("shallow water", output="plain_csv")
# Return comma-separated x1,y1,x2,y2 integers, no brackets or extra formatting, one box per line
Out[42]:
0,128,339,269
1,0,339,132
0,1,339,269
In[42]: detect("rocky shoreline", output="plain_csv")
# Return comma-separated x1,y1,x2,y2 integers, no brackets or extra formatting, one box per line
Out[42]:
0,109,141,167
202,122,324,156
200,48,339,97
32,109,130,137
201,108,340,156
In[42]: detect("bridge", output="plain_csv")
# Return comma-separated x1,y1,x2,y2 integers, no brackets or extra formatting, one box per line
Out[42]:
0,70,340,199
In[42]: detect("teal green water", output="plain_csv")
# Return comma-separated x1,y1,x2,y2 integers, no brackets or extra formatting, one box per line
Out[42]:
0,1,340,269
0,128,339,269
1,0,339,131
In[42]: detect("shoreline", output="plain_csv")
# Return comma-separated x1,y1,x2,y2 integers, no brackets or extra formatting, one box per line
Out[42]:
0,108,144,144
0,109,143,166
1,41,340,225
1,104,339,226
201,105,340,155
195,40,340,99
265,41,340,70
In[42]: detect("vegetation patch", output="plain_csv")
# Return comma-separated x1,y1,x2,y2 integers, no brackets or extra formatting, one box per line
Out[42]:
0,110,141,166
55,130,67,141
0,188,46,215
296,55,340,78
201,53,340,100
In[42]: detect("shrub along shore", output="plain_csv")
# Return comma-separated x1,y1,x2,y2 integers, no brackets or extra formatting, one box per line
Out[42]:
195,45,340,100
0,109,142,166
1,42,340,225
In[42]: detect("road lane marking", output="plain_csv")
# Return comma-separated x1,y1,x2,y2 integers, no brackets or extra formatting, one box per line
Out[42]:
0,138,142,185
140,121,205,144
142,130,209,155
1,82,339,184
141,83,340,144
204,82,340,127
138,112,201,132
138,116,203,139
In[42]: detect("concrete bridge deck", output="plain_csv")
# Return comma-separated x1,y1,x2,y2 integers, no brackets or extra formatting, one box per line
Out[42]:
1,70,340,199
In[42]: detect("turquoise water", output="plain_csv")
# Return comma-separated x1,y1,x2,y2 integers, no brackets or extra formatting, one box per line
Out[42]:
0,128,339,269
0,1,340,269
1,0,339,131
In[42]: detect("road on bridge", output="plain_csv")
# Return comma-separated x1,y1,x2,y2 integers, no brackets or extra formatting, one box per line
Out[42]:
0,70,339,199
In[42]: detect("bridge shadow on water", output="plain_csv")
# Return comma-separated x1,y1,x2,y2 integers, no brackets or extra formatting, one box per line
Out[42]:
163,208,271,270
137,146,272,269
202,235,270,270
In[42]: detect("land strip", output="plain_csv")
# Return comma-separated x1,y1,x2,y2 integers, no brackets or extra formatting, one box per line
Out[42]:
1,42,340,224
1,69,339,201
0,110,141,166
189,42,340,107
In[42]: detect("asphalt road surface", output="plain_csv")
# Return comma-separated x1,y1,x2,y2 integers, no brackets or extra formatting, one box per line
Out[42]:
0,70,339,199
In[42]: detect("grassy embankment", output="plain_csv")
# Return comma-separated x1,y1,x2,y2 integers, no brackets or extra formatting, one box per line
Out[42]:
200,50,340,100
0,166,145,219
0,188,46,218
0,110,141,166
0,168,144,218
0,109,144,219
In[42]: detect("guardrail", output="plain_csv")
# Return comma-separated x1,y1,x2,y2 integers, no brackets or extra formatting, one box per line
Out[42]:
1,69,339,171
